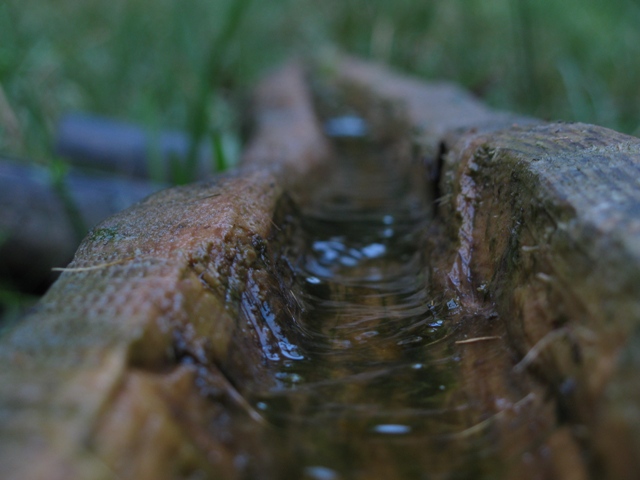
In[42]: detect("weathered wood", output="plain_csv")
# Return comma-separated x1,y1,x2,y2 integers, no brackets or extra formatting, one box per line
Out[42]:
0,63,327,479
333,57,640,478
1,58,639,479
444,124,640,479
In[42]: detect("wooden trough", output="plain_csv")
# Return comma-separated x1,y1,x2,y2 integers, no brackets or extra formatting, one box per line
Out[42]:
1,57,640,479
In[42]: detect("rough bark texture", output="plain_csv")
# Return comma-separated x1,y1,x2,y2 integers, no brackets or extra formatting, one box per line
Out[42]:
332,57,640,479
0,63,328,480
1,58,639,479
444,124,640,479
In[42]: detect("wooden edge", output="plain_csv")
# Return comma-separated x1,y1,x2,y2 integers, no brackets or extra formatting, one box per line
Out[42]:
2,55,640,479
241,61,333,195
0,62,328,480
328,55,540,141
330,57,640,478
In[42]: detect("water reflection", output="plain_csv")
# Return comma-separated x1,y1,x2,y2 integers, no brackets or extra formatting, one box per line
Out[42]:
240,134,483,477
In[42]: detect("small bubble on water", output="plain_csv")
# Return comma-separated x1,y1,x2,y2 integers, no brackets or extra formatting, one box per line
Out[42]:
312,240,344,263
412,363,424,370
339,256,359,267
306,276,321,284
323,115,368,138
361,243,386,258
372,424,412,435
383,215,395,225
256,402,268,410
439,385,446,391
303,466,339,480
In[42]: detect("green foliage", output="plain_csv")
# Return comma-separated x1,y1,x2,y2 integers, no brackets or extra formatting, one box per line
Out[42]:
49,156,87,242
180,0,253,183
1,0,640,171
0,284,36,336
1,0,640,326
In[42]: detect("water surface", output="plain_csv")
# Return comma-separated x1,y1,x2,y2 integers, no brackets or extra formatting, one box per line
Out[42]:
237,130,500,479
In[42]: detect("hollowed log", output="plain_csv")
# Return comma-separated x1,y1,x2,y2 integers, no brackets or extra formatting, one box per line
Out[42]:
1,58,639,479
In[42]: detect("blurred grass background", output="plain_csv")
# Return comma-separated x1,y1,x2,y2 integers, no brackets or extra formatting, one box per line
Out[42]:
2,0,640,163
1,0,640,320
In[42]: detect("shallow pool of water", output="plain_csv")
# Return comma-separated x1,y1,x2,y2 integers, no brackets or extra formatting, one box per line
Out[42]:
229,129,510,479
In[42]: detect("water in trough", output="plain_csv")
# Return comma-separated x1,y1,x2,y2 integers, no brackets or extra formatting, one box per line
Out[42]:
232,120,507,479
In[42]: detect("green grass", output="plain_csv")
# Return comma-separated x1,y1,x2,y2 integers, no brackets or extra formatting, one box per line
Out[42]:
3,0,640,159
2,0,640,167
1,0,640,316
0,284,37,336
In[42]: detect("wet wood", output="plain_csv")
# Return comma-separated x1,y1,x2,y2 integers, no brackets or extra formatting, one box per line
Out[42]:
1,58,639,479
333,57,640,478
444,124,640,480
0,63,327,479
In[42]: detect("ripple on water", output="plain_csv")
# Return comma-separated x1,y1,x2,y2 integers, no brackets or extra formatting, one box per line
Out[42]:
244,134,485,478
